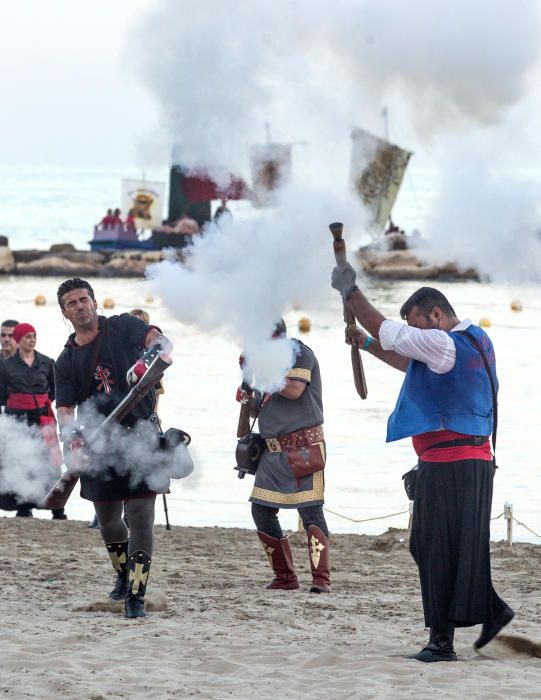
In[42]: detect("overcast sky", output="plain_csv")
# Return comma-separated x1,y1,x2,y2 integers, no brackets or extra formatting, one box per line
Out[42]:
0,0,158,168
2,0,541,180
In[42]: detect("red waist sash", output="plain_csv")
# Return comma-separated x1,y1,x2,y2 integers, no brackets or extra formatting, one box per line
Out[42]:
6,392,50,411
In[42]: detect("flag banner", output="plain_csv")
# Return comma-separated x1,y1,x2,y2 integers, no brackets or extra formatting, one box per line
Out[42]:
122,179,165,229
250,143,292,206
350,128,412,231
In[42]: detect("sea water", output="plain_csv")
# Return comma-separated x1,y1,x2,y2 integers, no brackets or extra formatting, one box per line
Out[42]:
0,168,540,542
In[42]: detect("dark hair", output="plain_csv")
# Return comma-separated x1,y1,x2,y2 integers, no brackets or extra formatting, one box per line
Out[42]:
57,278,96,308
1,319,19,328
400,287,456,320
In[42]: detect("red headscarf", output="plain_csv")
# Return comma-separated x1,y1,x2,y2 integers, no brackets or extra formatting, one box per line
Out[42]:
13,323,36,344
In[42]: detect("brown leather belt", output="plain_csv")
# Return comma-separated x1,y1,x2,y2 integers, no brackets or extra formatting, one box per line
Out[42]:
265,425,324,453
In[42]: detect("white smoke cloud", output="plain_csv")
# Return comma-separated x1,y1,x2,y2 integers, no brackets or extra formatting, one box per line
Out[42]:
131,0,541,287
0,416,58,505
147,183,367,390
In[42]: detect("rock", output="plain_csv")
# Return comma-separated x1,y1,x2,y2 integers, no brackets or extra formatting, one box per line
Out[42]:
0,235,8,247
49,243,76,254
0,246,16,273
14,256,100,277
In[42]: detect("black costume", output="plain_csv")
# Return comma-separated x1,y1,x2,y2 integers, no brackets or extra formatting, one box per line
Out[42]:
54,313,164,617
54,314,167,501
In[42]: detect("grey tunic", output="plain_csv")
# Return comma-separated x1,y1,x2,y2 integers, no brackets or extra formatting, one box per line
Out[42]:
250,340,325,509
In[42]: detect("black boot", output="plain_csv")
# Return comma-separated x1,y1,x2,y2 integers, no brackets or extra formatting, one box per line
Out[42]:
474,606,515,650
52,508,67,520
125,550,151,619
412,624,457,662
106,541,128,601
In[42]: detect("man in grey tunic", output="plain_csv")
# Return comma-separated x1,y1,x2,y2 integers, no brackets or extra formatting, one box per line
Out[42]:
242,321,331,593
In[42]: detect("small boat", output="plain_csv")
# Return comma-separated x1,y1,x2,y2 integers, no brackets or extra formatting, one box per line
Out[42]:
89,224,156,252
350,127,478,280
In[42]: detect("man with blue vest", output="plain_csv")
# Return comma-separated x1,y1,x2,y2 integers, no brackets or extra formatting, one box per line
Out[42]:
331,267,514,662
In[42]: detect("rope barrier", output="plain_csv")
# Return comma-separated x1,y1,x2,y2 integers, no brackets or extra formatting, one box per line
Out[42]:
323,506,409,524
322,505,540,543
512,517,541,539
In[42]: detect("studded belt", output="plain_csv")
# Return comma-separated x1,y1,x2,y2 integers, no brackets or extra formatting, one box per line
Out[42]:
265,425,324,453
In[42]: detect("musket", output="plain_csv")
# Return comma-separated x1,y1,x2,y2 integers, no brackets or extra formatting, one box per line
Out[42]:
237,381,253,438
43,354,171,509
329,221,368,399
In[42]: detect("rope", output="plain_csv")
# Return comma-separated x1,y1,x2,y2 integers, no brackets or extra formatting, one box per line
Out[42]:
512,517,541,539
491,512,504,521
323,506,409,524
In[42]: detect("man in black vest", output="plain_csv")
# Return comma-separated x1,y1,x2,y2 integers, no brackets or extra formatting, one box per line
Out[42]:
54,278,174,618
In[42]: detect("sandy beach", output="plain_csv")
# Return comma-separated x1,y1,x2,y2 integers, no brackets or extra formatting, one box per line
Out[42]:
2,517,540,699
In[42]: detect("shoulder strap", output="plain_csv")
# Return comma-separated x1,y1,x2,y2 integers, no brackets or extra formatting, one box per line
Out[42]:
77,320,106,403
457,330,498,454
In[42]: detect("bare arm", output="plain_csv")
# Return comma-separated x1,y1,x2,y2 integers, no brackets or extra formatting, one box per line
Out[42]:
277,378,307,400
346,291,387,338
57,406,76,434
348,326,409,372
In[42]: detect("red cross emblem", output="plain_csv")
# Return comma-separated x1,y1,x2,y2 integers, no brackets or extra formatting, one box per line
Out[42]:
94,364,114,395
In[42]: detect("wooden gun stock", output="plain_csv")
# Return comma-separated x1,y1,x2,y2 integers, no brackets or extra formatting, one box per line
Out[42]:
237,393,252,438
329,222,368,400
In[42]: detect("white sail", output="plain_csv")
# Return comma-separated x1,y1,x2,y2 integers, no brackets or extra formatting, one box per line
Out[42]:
350,127,412,231
122,179,165,229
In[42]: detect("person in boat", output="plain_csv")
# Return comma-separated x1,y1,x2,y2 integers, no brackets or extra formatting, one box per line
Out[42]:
1,319,19,363
213,199,232,225
173,210,200,235
239,319,331,594
330,269,514,662
0,323,65,519
112,208,123,229
101,209,114,229
124,210,138,240
54,277,174,618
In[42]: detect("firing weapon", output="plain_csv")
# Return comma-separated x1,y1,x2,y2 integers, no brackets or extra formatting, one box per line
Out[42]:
43,354,171,509
329,221,367,399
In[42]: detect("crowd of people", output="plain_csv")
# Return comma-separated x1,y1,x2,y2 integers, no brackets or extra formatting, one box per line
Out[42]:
98,208,137,235
0,269,516,654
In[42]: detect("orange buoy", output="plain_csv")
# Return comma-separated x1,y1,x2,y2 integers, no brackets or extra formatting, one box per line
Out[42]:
479,317,491,328
34,294,47,306
103,297,115,309
298,317,311,333
510,300,523,312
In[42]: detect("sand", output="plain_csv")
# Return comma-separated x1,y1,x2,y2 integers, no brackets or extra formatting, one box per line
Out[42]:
2,517,540,699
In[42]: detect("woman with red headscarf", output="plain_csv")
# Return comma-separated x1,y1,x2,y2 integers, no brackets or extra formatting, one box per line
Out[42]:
0,323,65,519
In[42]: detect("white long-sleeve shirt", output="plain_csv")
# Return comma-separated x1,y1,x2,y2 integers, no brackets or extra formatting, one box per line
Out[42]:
378,318,473,374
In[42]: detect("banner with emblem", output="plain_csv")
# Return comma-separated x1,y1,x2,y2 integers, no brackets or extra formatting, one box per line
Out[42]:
121,179,165,229
250,143,292,206
350,128,412,231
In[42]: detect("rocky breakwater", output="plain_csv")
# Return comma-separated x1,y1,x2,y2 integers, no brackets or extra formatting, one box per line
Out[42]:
0,239,176,278
358,245,479,281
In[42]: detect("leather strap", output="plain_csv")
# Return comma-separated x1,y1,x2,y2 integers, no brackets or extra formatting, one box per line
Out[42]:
265,425,324,453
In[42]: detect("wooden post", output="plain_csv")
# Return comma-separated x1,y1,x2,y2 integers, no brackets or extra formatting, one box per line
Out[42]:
297,515,305,534
408,501,414,531
504,501,513,547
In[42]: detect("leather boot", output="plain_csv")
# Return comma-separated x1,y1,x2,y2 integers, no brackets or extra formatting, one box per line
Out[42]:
412,623,457,662
106,541,128,601
125,550,151,618
307,525,331,593
257,531,299,590
474,605,515,650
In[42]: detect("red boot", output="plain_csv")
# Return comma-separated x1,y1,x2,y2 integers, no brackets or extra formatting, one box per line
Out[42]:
257,531,300,590
307,525,331,593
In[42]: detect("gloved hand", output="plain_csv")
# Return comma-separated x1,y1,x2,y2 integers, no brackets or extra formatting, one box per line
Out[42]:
331,262,358,300
127,359,147,386
236,385,252,404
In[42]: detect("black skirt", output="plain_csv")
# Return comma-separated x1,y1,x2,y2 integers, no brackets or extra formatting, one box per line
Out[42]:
410,458,508,628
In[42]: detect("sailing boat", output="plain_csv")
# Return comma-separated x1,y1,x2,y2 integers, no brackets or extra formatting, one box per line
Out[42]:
350,126,477,280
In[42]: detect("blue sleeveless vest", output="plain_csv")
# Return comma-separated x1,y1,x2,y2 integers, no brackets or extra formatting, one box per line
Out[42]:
386,324,497,442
